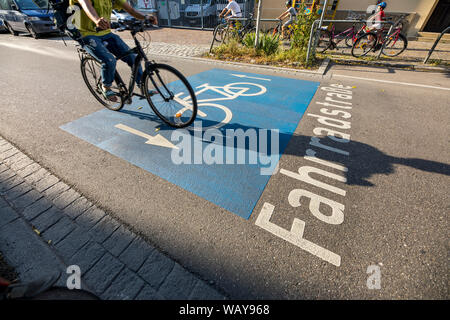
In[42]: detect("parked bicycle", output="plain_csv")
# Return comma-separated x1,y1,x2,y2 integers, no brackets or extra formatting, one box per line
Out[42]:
351,14,408,58
316,21,367,53
79,20,198,128
213,13,255,44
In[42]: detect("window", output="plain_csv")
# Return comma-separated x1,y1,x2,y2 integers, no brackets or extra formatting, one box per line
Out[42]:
0,0,13,10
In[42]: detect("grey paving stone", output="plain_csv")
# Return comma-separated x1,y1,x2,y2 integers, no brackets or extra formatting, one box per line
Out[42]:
82,252,124,295
137,249,175,289
0,169,16,183
0,196,9,208
2,153,27,167
0,218,66,283
4,182,32,201
157,263,199,300
0,175,24,193
42,181,70,201
10,189,43,210
68,241,106,275
31,206,63,232
42,216,76,245
87,215,120,243
54,226,92,262
135,285,164,300
0,143,13,153
0,148,19,161
63,197,93,220
119,237,154,272
10,157,33,171
102,225,136,257
33,174,59,192
53,188,81,210
15,163,41,178
189,279,226,300
0,206,19,228
24,168,50,186
0,164,8,174
22,197,53,221
75,206,106,232
101,268,145,300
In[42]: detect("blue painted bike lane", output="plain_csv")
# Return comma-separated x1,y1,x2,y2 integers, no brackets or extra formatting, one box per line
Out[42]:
61,69,319,219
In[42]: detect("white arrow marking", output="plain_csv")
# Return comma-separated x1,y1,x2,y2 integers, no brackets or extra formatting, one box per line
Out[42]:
231,74,271,81
115,124,178,149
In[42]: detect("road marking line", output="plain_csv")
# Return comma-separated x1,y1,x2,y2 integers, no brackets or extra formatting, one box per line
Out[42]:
231,74,272,81
115,123,178,149
333,74,450,91
0,41,77,61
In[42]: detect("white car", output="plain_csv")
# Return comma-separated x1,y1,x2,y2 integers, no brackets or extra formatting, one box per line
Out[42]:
110,9,136,29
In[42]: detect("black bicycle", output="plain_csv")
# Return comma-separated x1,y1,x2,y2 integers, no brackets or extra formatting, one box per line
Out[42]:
214,13,255,43
78,20,198,128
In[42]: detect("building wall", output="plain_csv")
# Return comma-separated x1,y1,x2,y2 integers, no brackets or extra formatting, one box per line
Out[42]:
258,0,439,37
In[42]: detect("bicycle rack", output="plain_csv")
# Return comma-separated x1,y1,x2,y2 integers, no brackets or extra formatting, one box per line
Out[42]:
209,17,281,53
423,26,450,64
305,19,396,64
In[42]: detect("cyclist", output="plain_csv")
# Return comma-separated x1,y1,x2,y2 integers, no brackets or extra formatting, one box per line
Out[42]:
218,0,242,26
276,0,297,39
366,1,387,49
71,0,158,101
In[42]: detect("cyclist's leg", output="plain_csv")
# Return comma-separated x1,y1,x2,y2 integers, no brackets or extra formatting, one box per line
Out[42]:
80,35,118,100
102,33,144,86
282,19,292,38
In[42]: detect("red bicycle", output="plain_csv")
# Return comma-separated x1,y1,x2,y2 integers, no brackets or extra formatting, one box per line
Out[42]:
351,14,408,58
317,21,367,53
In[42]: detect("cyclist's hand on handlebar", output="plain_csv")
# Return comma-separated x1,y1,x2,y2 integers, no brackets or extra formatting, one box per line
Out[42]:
95,17,110,30
145,15,157,25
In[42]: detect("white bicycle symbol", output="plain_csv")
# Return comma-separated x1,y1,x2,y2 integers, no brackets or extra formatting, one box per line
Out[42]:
174,82,267,130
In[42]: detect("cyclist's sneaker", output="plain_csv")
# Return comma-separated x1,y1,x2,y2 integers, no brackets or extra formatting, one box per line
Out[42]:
101,88,118,102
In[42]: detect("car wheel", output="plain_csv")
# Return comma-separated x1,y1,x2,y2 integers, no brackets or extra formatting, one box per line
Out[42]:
26,24,39,39
5,21,18,36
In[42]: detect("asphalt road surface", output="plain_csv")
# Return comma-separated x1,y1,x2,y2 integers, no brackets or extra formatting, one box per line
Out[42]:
0,33,448,299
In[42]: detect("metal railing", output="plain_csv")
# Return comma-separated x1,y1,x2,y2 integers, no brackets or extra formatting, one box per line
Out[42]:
305,19,396,64
423,26,450,64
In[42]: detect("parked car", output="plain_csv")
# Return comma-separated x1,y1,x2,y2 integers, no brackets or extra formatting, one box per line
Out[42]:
111,9,137,29
0,0,56,38
0,17,8,32
184,0,217,28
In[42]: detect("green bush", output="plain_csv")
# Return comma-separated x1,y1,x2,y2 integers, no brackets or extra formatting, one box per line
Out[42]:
290,4,320,52
243,32,280,56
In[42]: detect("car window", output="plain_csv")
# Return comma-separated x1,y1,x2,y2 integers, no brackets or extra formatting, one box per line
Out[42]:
15,0,41,10
0,0,13,10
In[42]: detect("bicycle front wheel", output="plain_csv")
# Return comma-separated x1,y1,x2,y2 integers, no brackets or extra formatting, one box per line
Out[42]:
214,24,227,43
382,33,407,57
352,33,377,58
80,56,124,111
143,64,198,128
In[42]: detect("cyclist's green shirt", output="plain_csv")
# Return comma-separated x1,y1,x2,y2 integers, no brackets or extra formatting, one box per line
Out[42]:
70,0,127,37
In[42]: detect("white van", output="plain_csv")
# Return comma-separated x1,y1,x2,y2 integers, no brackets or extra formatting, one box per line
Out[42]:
184,0,217,28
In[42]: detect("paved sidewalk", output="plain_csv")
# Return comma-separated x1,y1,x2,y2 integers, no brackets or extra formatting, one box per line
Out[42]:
0,136,226,300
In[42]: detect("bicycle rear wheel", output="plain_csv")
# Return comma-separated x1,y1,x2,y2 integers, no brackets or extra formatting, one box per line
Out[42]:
80,56,124,111
143,63,197,128
352,32,377,58
316,29,332,53
382,33,407,57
